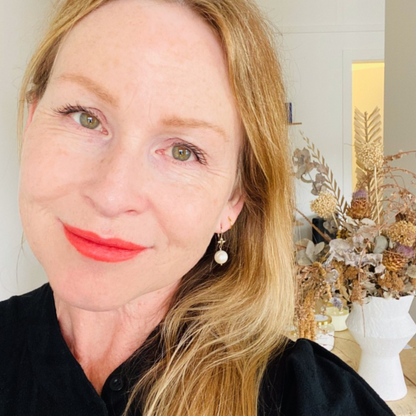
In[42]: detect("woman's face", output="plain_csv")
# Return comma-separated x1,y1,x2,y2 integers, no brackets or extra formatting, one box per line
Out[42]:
19,0,244,310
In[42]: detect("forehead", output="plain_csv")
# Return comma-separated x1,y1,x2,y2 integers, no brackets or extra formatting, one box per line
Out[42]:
48,0,240,139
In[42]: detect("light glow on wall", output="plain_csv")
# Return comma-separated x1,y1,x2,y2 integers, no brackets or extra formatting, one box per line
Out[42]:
352,62,385,190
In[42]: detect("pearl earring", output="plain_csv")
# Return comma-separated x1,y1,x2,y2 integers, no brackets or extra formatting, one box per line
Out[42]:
214,231,228,265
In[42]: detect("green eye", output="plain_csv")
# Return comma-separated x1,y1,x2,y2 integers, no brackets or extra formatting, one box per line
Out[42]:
79,113,100,130
172,145,192,161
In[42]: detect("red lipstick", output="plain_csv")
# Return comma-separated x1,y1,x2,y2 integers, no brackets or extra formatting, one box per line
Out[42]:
63,223,146,263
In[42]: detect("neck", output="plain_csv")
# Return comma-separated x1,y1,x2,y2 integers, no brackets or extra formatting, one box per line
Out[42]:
54,283,178,394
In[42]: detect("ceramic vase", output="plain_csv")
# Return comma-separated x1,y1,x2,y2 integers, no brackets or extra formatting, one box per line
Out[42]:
346,295,416,401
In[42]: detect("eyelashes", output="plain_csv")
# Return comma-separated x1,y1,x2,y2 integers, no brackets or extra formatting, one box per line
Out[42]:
53,104,207,165
55,104,105,132
55,103,100,120
171,142,207,164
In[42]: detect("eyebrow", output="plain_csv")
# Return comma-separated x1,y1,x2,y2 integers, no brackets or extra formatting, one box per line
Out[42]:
57,74,228,140
161,116,228,141
57,73,119,107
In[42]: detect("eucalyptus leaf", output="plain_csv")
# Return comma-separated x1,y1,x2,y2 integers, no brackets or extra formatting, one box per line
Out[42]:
406,265,416,278
373,235,388,254
374,264,386,274
316,164,329,174
314,242,325,255
323,219,337,234
296,238,311,248
329,238,353,252
305,240,316,261
295,166,306,178
315,173,326,183
296,250,312,266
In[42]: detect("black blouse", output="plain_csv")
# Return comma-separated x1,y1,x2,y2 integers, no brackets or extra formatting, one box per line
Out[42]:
0,284,394,416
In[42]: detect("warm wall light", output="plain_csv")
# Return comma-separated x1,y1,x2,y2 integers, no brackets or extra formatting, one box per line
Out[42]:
351,62,385,190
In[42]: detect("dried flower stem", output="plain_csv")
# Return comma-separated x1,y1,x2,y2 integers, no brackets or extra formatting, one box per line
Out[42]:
374,166,381,230
388,167,416,182
307,173,320,194
331,213,339,229
301,134,349,226
384,149,416,162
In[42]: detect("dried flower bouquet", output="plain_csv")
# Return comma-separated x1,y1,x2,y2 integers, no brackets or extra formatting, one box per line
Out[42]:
293,108,416,340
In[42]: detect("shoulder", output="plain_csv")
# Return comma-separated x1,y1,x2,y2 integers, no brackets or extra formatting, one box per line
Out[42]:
260,338,394,416
0,284,52,326
0,284,52,351
0,284,53,386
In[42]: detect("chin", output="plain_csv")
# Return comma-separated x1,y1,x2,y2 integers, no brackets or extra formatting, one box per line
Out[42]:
49,277,131,311
47,262,181,312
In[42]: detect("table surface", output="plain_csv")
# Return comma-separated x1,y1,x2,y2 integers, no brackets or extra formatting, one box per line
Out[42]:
332,331,416,416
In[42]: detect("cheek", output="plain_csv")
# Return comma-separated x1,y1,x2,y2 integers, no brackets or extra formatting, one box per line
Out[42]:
153,178,225,254
20,126,86,205
19,127,87,248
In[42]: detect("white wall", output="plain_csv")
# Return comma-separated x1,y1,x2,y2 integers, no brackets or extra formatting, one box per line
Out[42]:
258,0,385,27
384,0,416,322
0,1,52,300
384,0,416,165
256,0,385,240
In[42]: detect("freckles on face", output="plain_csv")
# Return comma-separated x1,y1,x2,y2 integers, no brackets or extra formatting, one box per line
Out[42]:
18,0,243,310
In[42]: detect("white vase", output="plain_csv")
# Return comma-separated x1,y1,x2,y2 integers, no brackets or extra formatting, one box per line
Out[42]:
346,295,416,401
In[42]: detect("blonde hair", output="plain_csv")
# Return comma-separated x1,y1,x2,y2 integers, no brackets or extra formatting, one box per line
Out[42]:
19,0,295,415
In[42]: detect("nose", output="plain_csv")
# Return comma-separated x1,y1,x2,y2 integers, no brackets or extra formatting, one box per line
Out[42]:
83,141,149,218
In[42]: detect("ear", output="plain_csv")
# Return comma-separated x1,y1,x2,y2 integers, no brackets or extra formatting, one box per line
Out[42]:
216,188,245,233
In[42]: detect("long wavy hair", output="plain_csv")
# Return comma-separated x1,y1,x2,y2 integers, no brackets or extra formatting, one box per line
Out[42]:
18,0,295,415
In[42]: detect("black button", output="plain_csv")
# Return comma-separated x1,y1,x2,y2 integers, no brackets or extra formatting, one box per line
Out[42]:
109,376,124,392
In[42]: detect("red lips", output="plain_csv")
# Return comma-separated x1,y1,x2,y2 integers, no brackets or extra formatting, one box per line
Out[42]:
63,223,146,263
